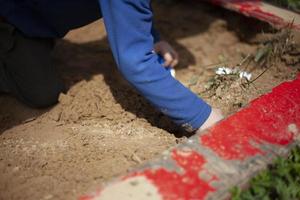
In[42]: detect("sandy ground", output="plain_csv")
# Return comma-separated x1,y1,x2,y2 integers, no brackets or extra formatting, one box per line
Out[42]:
0,1,299,200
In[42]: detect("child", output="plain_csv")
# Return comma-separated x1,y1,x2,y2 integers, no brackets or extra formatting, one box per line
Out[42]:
0,0,223,133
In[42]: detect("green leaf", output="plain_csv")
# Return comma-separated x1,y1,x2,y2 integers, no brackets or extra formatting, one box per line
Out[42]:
229,146,300,199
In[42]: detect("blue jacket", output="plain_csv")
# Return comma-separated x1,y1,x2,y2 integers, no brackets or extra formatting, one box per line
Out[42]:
0,0,211,131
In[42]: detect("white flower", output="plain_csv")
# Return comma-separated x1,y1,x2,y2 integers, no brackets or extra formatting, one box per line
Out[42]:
215,66,252,81
215,67,233,75
239,71,252,81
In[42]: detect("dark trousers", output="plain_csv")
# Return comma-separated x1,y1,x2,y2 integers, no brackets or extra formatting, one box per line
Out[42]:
0,21,65,108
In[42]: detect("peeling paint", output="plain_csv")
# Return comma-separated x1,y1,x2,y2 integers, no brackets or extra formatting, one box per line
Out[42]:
201,78,300,160
125,149,217,200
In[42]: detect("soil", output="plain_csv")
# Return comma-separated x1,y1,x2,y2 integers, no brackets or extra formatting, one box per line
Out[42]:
0,1,299,200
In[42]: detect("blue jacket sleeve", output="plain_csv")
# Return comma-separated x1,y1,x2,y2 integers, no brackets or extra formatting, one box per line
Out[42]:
98,0,211,132
151,25,160,43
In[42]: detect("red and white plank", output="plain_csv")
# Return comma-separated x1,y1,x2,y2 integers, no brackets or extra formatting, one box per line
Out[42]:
207,0,300,31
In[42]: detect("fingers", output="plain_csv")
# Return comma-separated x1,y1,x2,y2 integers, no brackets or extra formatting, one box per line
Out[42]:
154,41,179,68
169,51,179,68
163,51,179,68
163,52,173,67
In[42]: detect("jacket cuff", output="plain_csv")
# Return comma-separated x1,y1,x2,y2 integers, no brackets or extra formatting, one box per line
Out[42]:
181,103,212,132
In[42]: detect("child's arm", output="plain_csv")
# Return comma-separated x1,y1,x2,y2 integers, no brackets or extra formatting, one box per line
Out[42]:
98,0,213,132
151,24,160,43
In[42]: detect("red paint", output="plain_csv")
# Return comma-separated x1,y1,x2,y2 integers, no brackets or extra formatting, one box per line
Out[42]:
79,191,101,200
209,0,300,30
126,149,217,200
236,1,285,26
201,77,300,160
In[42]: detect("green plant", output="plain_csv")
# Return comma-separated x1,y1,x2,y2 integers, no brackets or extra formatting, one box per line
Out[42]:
231,146,300,200
266,0,300,12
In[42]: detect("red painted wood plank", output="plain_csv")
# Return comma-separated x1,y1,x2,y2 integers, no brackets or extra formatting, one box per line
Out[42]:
207,0,300,31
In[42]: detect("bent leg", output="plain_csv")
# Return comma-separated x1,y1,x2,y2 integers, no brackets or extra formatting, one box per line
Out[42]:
0,22,65,108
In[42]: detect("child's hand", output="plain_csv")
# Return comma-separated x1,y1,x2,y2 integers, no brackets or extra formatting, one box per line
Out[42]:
154,41,179,68
196,108,224,134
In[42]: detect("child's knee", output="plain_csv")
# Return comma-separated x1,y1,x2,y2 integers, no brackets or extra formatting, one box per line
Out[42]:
24,82,65,108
